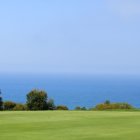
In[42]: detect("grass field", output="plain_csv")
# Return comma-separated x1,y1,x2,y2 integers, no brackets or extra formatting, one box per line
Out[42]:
1,111,140,140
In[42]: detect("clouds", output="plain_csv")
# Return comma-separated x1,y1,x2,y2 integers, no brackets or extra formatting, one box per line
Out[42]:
107,0,140,18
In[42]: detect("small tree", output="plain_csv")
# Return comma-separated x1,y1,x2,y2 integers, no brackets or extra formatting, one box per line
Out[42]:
26,89,48,110
0,90,3,110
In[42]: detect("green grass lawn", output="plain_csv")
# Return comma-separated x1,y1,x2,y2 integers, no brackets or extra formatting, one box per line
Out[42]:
1,111,140,140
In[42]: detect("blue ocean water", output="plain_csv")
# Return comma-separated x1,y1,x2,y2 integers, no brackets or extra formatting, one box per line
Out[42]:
0,74,140,109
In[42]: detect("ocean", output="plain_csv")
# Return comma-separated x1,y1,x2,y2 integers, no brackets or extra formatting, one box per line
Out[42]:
0,74,140,109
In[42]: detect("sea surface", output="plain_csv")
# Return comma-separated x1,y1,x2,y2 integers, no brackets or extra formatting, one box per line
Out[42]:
0,74,140,109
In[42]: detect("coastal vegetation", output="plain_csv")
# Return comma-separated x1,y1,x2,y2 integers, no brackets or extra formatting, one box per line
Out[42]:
3,101,16,110
56,105,69,110
75,106,87,110
0,89,136,111
95,100,133,110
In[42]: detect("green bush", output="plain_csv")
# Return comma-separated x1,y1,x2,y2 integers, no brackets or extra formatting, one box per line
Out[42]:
95,102,133,110
56,105,69,110
4,101,16,110
81,107,87,110
75,106,81,110
13,104,26,111
75,106,87,110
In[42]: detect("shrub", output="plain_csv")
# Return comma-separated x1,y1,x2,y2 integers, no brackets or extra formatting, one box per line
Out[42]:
4,101,16,110
95,102,133,110
75,106,87,110
117,103,132,109
13,104,26,111
75,106,81,110
81,107,87,110
56,105,69,110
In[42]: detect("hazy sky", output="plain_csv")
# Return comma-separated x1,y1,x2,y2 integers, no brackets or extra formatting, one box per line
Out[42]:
0,0,140,75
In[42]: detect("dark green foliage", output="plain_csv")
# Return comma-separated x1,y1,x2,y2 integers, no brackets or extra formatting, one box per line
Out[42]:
0,97,3,110
81,107,87,110
75,106,81,110
47,99,56,110
0,90,3,110
75,106,87,110
95,102,133,110
104,100,111,105
26,89,48,110
13,104,26,111
4,101,16,110
56,105,69,110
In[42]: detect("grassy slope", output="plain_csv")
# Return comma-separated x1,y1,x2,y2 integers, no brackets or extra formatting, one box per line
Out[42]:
0,111,140,140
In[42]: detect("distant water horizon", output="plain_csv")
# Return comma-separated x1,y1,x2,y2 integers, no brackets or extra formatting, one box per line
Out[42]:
0,74,140,109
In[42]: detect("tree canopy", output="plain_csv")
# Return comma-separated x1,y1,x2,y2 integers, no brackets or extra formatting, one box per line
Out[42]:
26,89,48,110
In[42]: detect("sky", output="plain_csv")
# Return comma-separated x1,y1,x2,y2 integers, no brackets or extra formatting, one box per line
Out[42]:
0,0,140,75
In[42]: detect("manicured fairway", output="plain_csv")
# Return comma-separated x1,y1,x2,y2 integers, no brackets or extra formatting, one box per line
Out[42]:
0,111,140,140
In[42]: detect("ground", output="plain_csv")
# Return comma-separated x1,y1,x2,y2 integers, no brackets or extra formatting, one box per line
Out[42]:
0,111,140,140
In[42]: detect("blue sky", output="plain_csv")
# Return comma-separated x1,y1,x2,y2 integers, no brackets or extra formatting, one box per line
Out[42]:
0,0,140,75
